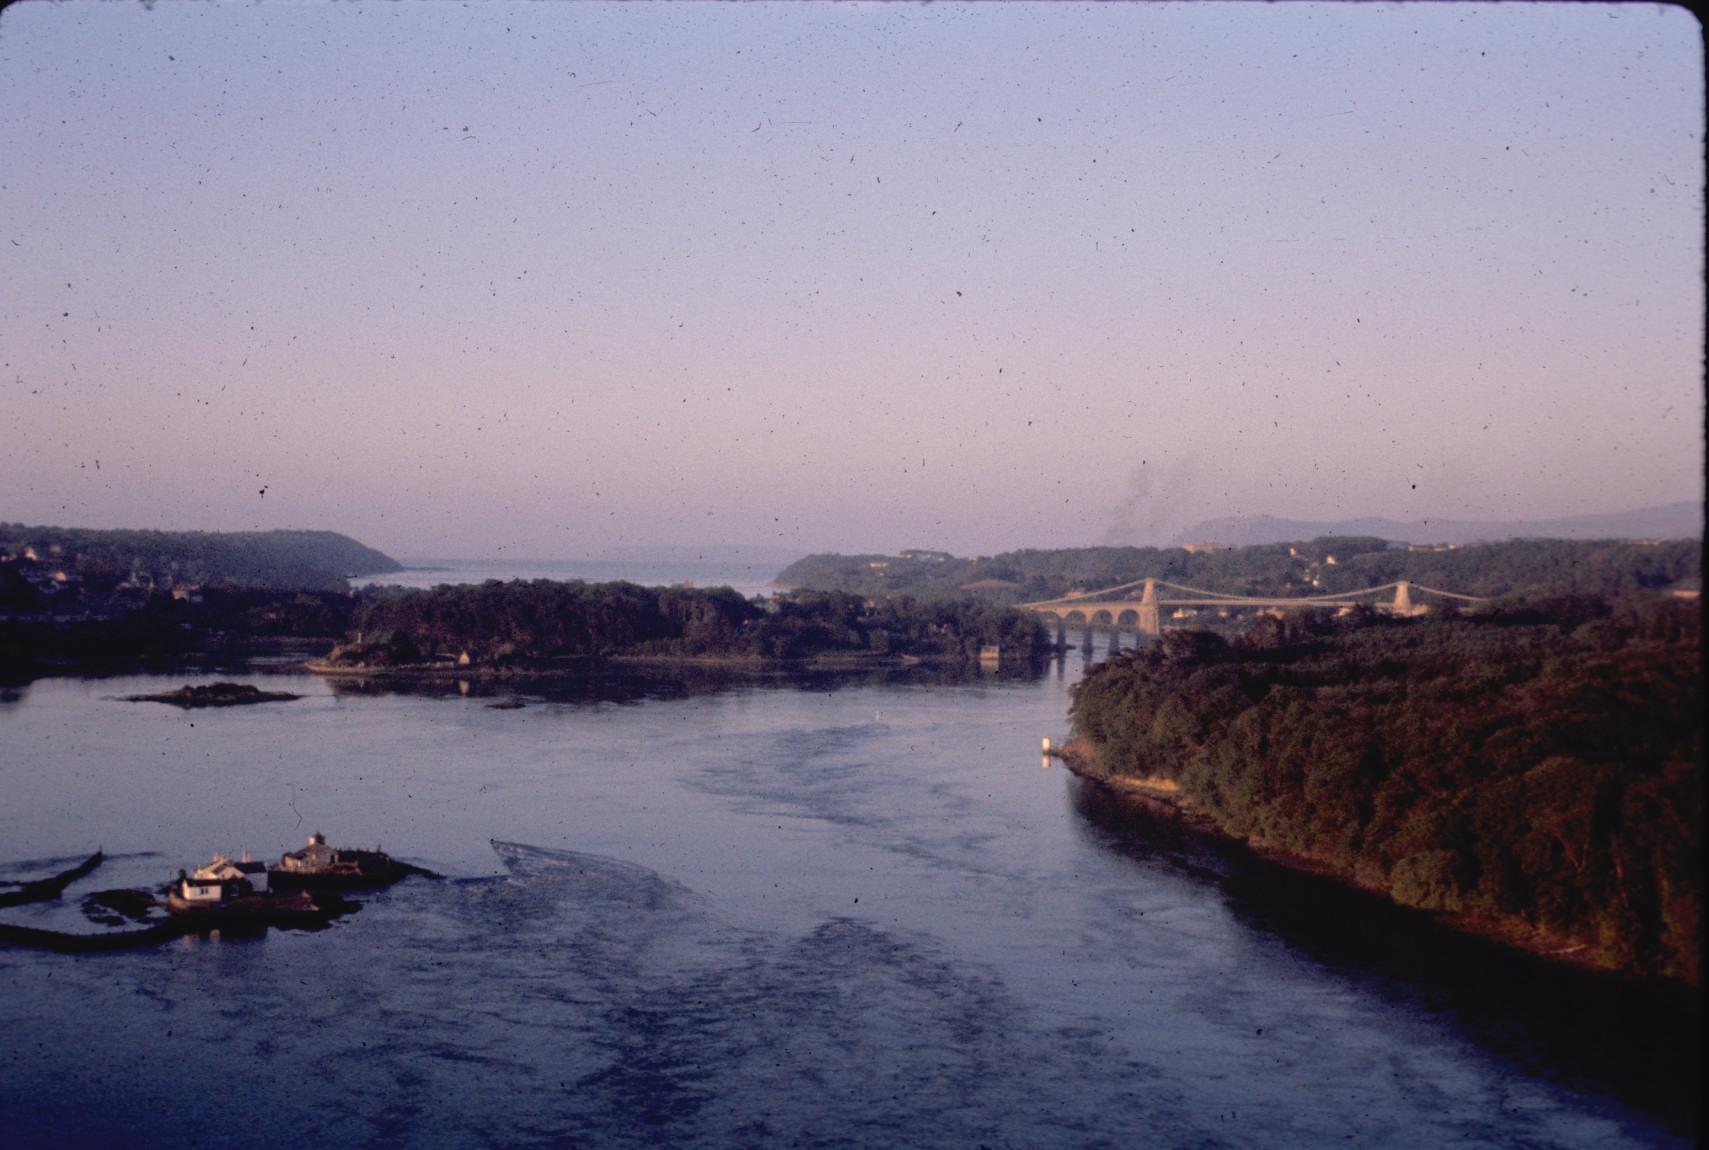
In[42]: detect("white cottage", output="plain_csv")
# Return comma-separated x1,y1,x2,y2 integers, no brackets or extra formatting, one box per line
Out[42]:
177,873,239,905
179,851,270,904
194,852,270,894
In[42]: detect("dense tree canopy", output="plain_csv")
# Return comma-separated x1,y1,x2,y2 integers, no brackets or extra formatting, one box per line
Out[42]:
324,580,1051,666
777,538,1700,605
1068,596,1702,982
0,524,400,591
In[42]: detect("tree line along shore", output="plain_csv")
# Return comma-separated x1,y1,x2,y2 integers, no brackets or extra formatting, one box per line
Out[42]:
1064,595,1701,985
777,536,1700,605
313,581,1052,670
5,525,1696,673
4,523,1700,987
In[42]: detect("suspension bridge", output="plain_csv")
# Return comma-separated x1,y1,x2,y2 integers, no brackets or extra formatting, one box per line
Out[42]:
1019,578,1487,646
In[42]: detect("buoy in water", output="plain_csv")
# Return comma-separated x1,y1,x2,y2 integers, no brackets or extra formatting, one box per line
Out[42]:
1042,736,1052,753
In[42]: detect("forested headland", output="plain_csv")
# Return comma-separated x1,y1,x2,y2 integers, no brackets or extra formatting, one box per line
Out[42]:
777,538,1700,604
1,525,403,675
0,524,401,592
1065,596,1702,983
318,580,1051,670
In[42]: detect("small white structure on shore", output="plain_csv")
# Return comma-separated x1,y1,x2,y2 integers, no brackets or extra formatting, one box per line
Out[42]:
178,873,236,905
279,832,338,874
180,851,269,903
194,852,269,890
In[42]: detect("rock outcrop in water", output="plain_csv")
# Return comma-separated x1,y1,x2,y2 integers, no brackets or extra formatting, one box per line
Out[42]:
125,682,300,707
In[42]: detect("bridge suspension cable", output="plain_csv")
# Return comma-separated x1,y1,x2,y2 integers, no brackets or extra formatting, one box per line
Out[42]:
1022,578,1485,610
1075,577,1152,598
1153,579,1402,604
1406,583,1488,602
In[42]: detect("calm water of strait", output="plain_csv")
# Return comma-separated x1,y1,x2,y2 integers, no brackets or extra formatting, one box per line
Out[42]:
0,642,1695,1148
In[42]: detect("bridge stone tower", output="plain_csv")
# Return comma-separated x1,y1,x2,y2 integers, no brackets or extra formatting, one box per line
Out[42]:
1392,580,1413,616
1138,578,1160,637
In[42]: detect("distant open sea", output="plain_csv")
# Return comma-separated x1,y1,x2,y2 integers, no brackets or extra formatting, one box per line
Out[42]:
351,557,785,599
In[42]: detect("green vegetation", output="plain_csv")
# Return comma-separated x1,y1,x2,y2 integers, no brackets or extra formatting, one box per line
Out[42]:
322,580,1051,668
777,538,1700,604
1067,597,1702,982
1,524,396,674
1,587,360,675
0,524,401,592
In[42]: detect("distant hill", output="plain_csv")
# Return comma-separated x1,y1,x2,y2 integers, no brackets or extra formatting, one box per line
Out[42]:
775,536,1700,605
1171,501,1702,548
0,524,402,591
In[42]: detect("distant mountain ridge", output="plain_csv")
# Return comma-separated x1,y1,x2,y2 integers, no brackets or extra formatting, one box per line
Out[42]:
1170,501,1702,548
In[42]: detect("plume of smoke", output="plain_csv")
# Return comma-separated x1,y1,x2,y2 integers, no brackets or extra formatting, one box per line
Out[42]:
1102,455,1198,546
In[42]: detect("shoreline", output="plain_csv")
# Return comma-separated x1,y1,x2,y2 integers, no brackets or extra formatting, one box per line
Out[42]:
301,650,1023,678
1048,740,1682,985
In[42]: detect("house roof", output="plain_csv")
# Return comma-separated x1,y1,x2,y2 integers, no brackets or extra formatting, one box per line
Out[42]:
285,843,336,857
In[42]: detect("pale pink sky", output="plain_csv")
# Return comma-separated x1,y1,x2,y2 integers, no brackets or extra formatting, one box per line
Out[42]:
2,2,1702,558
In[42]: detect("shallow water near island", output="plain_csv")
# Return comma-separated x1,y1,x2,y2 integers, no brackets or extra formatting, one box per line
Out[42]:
0,642,1697,1147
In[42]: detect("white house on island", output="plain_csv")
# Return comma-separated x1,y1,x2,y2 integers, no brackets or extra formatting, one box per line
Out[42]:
178,851,269,904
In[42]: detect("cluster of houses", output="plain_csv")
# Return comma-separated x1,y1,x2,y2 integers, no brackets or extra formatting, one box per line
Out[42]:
0,545,82,597
174,834,340,908
867,549,959,572
116,569,205,601
1,544,206,615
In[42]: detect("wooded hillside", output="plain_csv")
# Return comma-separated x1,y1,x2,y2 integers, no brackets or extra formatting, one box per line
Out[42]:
0,524,401,590
1068,597,1702,982
777,538,1700,605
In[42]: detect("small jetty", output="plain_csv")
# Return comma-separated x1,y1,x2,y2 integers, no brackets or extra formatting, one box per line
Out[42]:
0,850,105,908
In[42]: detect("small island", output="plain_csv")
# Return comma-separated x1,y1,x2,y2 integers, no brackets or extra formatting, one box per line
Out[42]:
126,681,301,708
0,835,436,953
308,579,1052,675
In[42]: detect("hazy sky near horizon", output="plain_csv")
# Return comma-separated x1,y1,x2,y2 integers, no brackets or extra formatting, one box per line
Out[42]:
2,2,1702,559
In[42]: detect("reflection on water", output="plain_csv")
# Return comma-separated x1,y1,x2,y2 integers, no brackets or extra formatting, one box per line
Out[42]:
0,653,1695,1147
1069,778,1703,1133
319,659,1049,707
